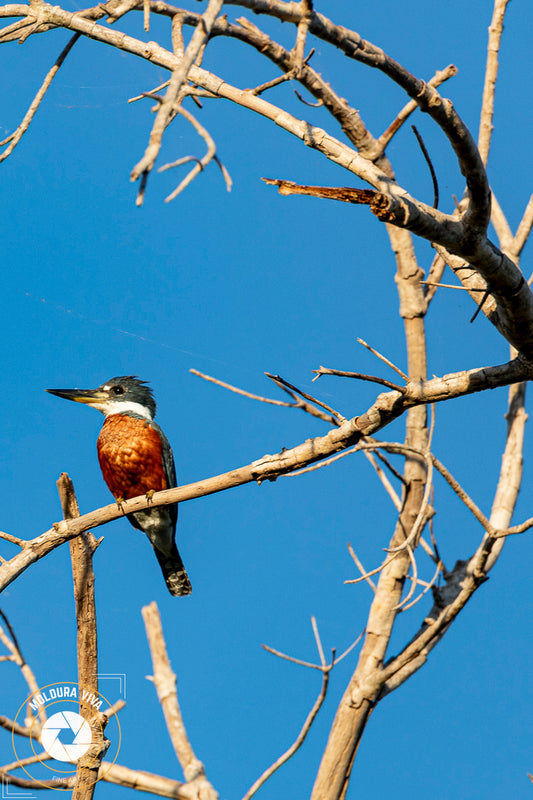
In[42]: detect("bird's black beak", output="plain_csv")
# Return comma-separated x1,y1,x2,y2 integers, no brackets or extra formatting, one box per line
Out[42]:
46,388,108,406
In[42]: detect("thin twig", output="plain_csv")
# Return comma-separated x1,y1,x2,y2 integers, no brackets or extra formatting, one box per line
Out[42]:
190,368,302,407
0,771,71,790
262,617,360,674
347,543,377,593
423,252,447,304
17,20,47,45
400,557,442,612
418,534,437,563
160,104,227,202
159,155,203,171
356,338,408,381
411,125,439,209
333,629,365,665
427,401,436,452
312,366,405,393
265,373,345,425
422,282,486,292
386,453,433,554
429,517,444,569
249,69,296,95
469,286,493,323
345,553,398,585
478,0,511,166
0,714,32,737
242,654,331,800
370,446,407,486
493,517,533,538
283,445,362,477
130,0,224,194
0,609,23,658
0,33,80,164
362,450,402,511
128,79,171,103
2,752,52,772
431,455,494,535
284,438,410,479
0,611,46,729
490,192,514,252
0,531,26,547
262,644,325,671
512,194,533,259
0,18,37,45
405,575,431,588
294,89,322,107
376,64,457,152
136,171,148,207
393,543,418,610
292,0,313,72
311,615,326,667
214,154,232,189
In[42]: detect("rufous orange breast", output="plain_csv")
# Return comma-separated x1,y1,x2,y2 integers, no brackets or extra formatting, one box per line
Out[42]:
97,414,168,500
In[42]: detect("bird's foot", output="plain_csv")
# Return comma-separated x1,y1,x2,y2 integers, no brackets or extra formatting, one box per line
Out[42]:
145,489,155,504
115,496,126,512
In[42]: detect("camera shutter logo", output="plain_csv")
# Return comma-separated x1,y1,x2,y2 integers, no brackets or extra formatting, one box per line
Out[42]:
12,681,122,790
41,710,92,762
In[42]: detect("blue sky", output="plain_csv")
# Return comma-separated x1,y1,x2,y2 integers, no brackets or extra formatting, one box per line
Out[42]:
1,1,533,798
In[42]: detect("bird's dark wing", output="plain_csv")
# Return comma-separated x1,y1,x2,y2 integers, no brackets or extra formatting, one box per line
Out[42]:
149,419,178,530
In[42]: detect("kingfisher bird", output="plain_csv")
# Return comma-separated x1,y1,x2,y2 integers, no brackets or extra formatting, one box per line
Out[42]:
46,376,191,597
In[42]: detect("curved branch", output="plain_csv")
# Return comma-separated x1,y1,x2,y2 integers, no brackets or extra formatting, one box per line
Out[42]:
242,655,332,800
224,0,490,232
6,3,529,357
0,32,80,162
1,356,529,593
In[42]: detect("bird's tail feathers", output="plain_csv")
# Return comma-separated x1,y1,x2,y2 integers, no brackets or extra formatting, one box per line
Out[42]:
153,543,192,597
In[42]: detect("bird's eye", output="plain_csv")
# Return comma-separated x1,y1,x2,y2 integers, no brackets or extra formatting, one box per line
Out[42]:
112,386,125,395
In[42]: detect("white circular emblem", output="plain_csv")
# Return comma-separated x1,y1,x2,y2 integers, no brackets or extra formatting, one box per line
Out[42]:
41,710,92,762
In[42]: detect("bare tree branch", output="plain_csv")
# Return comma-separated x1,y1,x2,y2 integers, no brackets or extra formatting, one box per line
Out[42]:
242,666,330,800
191,367,344,423
130,0,224,198
0,610,46,729
347,543,377,593
356,337,408,381
243,617,334,800
513,194,533,259
379,377,526,698
1,356,531,594
376,64,457,154
0,32,80,162
362,450,402,511
265,372,345,424
58,473,104,800
158,104,231,201
477,0,511,166
312,365,406,393
0,5,532,798
142,601,218,798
